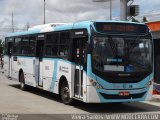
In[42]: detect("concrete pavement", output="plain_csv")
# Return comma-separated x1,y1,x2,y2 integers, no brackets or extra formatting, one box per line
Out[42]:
0,71,88,114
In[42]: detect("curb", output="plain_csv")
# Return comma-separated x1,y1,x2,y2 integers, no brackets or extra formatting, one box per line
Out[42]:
151,95,160,102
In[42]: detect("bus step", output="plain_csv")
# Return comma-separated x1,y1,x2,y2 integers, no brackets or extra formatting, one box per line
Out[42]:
73,96,83,101
37,86,43,89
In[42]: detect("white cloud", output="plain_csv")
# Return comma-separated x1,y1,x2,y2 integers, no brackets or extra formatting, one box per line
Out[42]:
0,0,160,37
0,0,116,36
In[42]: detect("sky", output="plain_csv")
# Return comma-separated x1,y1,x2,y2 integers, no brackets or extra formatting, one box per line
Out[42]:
0,0,160,39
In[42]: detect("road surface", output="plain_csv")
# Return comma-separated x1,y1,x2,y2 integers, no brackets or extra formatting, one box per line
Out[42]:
0,70,160,119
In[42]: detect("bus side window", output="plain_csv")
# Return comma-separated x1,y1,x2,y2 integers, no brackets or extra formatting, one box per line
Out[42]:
29,36,36,56
59,32,70,57
36,40,44,58
13,37,21,55
21,37,29,55
45,33,59,57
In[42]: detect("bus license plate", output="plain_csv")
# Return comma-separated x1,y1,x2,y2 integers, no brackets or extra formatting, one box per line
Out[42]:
119,91,130,96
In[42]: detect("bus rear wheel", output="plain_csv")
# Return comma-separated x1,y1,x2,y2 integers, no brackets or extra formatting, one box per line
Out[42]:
61,81,73,105
20,72,27,91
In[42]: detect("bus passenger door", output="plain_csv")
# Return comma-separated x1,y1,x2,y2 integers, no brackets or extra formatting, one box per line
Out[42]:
35,39,44,87
73,38,86,98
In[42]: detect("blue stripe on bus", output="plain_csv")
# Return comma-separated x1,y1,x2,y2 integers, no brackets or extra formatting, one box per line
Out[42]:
50,60,58,91
7,29,41,37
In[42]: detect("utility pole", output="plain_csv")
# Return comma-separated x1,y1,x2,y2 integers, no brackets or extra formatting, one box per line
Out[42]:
44,0,46,24
120,0,129,21
110,0,112,20
12,12,14,33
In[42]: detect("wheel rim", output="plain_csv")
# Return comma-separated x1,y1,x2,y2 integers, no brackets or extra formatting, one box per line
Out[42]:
62,86,70,103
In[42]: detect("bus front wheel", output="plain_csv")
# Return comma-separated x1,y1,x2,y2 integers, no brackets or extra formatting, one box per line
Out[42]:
61,81,73,105
20,72,27,91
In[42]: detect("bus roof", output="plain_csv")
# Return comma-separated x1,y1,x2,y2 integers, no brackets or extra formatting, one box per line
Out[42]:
6,20,145,37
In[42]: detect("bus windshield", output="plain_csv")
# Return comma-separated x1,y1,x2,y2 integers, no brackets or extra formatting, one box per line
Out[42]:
92,36,152,73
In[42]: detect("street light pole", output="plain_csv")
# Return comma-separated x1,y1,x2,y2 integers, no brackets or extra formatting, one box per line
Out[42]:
120,0,128,21
44,0,46,24
12,12,14,33
110,0,112,20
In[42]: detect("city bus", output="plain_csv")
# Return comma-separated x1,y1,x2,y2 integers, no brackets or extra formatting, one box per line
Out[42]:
4,21,153,104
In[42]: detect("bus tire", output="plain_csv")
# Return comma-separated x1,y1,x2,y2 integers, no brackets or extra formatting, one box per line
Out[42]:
20,72,27,91
60,81,73,105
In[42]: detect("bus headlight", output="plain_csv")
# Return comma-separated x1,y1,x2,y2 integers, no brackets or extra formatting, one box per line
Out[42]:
145,80,152,88
89,78,103,89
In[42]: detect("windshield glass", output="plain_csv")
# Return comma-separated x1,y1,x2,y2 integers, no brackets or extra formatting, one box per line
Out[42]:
92,36,152,73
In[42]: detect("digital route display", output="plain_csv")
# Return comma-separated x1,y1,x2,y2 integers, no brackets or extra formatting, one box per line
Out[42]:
95,22,148,35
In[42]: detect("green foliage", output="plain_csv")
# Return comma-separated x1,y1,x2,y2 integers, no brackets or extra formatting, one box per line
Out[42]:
0,40,4,56
142,16,148,22
131,18,139,23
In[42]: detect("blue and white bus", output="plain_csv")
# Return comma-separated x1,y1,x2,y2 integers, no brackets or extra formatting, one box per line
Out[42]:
4,21,153,104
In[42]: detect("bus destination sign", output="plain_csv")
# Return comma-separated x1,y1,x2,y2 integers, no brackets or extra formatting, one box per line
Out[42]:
95,22,148,35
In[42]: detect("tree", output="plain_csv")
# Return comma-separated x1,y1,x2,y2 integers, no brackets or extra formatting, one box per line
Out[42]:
131,18,139,22
0,40,4,57
142,16,148,22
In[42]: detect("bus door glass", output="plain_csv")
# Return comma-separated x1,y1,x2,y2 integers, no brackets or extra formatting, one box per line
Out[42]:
35,35,45,87
73,37,86,98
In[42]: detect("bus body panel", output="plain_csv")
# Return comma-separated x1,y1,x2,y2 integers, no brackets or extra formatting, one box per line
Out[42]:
42,58,87,102
42,59,73,93
41,59,54,91
16,57,37,87
12,56,19,81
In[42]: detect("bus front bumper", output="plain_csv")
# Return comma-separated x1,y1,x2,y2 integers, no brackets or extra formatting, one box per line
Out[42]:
86,85,153,103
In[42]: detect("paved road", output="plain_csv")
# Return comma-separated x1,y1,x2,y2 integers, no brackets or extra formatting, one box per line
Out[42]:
0,70,160,119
